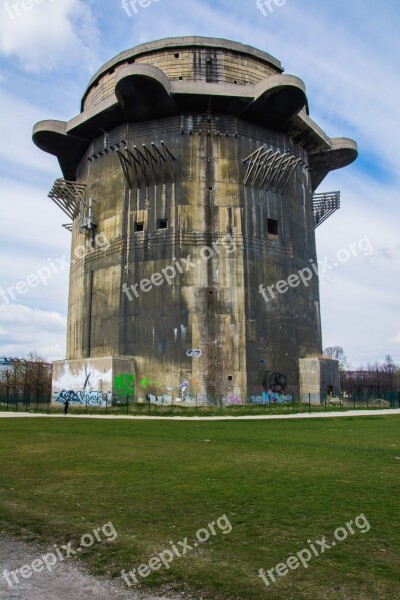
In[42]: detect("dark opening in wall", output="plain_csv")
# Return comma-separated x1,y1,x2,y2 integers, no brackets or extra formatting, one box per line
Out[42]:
134,222,144,232
174,53,180,58
157,219,168,230
228,375,233,381
267,218,279,237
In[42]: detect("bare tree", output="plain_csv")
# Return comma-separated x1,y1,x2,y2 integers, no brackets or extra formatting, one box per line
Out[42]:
0,353,51,400
383,355,398,392
324,346,348,370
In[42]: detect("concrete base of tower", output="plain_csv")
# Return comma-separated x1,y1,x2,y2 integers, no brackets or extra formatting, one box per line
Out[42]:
299,358,340,404
51,357,135,406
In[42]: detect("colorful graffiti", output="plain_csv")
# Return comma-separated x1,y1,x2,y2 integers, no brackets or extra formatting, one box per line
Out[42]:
114,374,159,395
56,390,106,407
114,373,135,395
225,395,242,405
251,391,293,405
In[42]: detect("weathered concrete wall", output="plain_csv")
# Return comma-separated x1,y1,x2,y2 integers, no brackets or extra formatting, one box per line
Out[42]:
66,113,321,398
299,358,340,403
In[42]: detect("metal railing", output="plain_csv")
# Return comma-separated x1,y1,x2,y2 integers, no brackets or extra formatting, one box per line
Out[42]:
0,392,399,417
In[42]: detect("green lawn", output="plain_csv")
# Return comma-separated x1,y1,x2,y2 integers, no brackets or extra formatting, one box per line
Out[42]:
0,416,399,599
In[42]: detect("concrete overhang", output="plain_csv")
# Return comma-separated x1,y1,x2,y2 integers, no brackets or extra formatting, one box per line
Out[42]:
115,64,179,121
309,138,359,190
33,58,357,184
33,120,90,180
58,76,308,142
240,74,307,128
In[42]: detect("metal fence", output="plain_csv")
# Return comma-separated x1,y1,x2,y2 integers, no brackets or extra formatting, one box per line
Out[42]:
0,392,399,417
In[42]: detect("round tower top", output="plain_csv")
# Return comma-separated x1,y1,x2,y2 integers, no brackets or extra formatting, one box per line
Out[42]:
82,36,283,112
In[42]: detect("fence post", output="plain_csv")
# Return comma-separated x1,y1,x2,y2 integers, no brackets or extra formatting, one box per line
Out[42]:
308,393,311,413
148,394,151,415
195,394,198,416
47,396,50,414
16,396,18,413
324,393,327,411
292,394,295,413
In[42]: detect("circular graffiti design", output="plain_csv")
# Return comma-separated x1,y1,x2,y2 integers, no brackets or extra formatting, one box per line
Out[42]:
269,372,287,393
186,349,202,358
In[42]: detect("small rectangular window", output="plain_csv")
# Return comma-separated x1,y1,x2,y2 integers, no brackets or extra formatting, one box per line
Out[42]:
157,219,168,230
267,218,279,237
174,53,180,58
134,222,144,232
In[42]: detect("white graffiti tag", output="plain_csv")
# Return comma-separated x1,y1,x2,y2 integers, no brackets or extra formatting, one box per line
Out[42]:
186,349,202,358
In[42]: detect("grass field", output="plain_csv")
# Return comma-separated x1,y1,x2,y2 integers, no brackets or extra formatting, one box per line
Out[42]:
0,416,399,599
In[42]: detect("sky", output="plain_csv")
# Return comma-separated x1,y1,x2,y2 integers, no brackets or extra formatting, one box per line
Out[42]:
0,0,399,368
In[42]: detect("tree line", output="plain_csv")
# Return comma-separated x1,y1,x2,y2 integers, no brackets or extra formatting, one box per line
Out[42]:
324,347,399,394
0,352,52,399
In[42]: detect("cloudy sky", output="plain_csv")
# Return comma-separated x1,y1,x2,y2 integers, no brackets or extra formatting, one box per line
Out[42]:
0,0,398,368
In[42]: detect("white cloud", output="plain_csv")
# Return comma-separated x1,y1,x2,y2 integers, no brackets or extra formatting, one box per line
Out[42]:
0,304,66,360
0,178,71,256
0,90,63,174
316,168,400,366
0,0,99,72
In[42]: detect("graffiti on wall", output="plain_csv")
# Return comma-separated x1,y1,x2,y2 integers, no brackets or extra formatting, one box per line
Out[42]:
225,395,242,405
186,349,202,358
113,374,159,395
147,394,195,405
268,372,287,393
147,394,173,405
114,374,135,395
56,390,106,407
250,391,293,405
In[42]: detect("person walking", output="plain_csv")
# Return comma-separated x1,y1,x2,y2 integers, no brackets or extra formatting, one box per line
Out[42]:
64,398,69,416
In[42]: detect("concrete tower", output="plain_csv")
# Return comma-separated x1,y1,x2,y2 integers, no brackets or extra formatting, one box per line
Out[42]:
33,37,357,404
